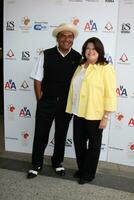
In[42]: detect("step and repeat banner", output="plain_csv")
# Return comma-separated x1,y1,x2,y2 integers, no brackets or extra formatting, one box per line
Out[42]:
107,0,134,166
3,0,134,166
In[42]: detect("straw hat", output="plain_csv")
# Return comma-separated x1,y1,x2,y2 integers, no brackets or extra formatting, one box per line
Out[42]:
52,23,78,38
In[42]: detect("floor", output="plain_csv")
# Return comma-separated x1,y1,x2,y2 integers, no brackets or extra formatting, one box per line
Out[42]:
0,152,134,200
0,113,134,199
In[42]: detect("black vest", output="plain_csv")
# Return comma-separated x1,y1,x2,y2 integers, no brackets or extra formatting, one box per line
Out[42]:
41,46,81,99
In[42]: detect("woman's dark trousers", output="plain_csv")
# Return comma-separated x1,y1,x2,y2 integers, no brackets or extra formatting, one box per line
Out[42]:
73,115,103,180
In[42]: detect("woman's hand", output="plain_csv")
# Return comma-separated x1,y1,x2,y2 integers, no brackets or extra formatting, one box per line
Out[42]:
99,118,108,129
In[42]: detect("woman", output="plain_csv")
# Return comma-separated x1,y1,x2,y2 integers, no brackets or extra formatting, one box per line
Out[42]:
66,37,116,184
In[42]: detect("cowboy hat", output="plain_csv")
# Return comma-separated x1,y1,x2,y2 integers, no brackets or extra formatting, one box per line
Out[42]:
52,23,78,38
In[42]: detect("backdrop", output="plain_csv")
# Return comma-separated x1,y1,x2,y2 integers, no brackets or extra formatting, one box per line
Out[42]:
4,0,134,166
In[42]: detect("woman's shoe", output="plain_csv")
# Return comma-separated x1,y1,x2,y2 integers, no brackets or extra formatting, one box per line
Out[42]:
78,177,94,184
73,171,80,178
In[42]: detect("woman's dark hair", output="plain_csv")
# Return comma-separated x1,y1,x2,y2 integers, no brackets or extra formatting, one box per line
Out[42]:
80,37,108,65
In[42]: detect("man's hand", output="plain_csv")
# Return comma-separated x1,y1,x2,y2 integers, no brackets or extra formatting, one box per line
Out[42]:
34,80,42,101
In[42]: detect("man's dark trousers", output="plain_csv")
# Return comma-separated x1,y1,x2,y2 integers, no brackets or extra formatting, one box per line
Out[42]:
32,96,72,168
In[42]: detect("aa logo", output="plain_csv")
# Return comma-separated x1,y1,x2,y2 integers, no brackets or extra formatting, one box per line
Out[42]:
5,80,16,90
19,107,31,118
128,118,134,127
84,20,97,32
105,53,113,64
116,85,128,97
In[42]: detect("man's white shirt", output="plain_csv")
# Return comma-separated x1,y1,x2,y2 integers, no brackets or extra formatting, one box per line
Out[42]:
30,52,44,81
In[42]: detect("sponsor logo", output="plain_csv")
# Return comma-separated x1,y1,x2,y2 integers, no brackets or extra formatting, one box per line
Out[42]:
34,22,48,30
7,104,16,120
20,16,32,31
5,80,17,91
7,104,15,121
105,0,114,2
22,16,30,26
101,143,106,151
22,51,30,61
108,146,124,151
124,0,133,5
36,48,44,55
116,113,124,121
103,22,114,32
119,53,128,63
65,138,72,147
85,0,99,2
5,137,18,140
20,81,30,91
128,118,134,127
71,17,80,26
128,142,134,156
118,53,130,65
68,0,83,2
7,0,16,4
116,85,128,98
49,138,72,147
121,23,131,33
84,20,97,32
34,48,44,59
21,131,30,146
6,49,16,60
54,0,63,4
105,53,113,64
115,113,124,128
8,104,15,113
130,92,134,98
6,49,14,57
19,107,31,118
6,21,15,31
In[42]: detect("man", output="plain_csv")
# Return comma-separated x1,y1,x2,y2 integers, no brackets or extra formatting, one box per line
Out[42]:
27,23,81,178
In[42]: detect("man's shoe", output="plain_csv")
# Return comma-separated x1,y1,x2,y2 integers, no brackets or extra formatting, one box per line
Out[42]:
27,166,42,179
73,171,80,178
53,165,65,176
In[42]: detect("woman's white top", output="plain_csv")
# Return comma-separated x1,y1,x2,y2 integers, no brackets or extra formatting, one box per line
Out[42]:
72,67,86,115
